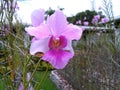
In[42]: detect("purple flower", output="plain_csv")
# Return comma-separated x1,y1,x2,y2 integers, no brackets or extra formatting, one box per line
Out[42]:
92,15,100,25
19,83,23,90
101,17,109,23
76,20,81,25
0,25,10,36
92,18,98,25
94,15,100,20
27,72,31,81
83,21,89,26
26,10,83,69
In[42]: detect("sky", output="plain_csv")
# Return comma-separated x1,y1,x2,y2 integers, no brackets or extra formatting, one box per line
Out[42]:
17,0,120,24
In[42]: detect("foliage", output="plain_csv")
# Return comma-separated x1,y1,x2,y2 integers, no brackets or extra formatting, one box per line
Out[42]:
67,10,105,25
58,28,120,90
0,71,57,90
45,7,64,19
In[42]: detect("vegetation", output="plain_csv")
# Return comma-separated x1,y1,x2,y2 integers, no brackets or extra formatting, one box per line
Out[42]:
58,28,120,90
0,71,57,90
0,0,119,90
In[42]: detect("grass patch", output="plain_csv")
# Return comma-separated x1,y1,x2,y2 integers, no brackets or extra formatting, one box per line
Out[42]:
0,79,5,90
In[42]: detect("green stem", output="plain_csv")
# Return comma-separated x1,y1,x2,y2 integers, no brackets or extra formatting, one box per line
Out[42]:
25,55,32,67
23,61,27,90
25,59,41,89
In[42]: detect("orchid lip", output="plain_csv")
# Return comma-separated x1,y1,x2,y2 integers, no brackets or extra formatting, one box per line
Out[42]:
49,35,67,50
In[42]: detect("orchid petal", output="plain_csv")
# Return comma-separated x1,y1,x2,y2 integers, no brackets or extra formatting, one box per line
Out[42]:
30,37,49,55
31,9,45,26
47,10,68,36
101,17,109,23
63,40,74,54
62,24,83,40
42,49,73,69
58,36,67,48
83,21,89,26
25,24,51,39
31,37,38,42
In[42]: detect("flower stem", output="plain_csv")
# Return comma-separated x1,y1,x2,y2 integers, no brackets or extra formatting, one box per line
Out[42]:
25,59,41,89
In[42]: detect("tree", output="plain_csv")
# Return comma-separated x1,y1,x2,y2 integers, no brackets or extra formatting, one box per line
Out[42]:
67,10,105,26
45,7,64,19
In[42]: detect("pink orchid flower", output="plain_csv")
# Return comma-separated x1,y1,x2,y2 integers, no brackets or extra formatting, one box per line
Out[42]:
76,20,81,25
101,17,109,23
26,10,83,69
83,21,89,26
92,18,98,25
94,15,100,20
92,15,100,25
31,8,45,42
